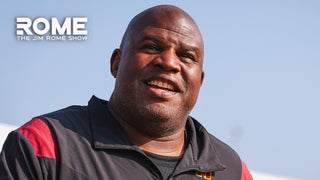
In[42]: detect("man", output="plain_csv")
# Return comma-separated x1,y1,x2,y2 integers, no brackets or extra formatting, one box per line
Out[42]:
0,5,252,180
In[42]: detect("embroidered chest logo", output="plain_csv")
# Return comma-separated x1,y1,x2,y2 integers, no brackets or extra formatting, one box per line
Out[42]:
196,171,213,180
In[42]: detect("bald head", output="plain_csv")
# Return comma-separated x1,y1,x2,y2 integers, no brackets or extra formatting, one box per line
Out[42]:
120,5,204,54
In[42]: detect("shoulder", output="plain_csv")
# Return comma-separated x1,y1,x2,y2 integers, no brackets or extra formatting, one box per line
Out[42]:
43,105,89,121
15,105,90,159
16,118,59,159
40,105,91,132
188,117,253,180
189,117,239,159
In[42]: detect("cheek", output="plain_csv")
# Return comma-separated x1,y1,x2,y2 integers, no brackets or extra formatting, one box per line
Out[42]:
116,54,153,92
184,67,203,90
183,68,203,102
179,68,203,112
118,54,146,79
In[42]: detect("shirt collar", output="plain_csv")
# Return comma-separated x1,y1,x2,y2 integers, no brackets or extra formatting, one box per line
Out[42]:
88,96,135,150
175,118,226,173
88,96,225,172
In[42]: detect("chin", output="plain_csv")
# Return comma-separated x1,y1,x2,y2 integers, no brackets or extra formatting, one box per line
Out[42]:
141,103,186,124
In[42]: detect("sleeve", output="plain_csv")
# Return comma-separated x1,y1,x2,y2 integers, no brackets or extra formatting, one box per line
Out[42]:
241,161,253,180
0,131,44,180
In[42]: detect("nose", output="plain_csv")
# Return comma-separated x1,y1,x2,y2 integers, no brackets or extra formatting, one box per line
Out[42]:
154,49,181,73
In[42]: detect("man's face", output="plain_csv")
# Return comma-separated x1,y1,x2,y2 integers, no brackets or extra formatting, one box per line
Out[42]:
111,13,204,126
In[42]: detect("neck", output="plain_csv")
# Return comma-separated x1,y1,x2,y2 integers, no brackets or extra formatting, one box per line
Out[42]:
122,120,186,156
108,97,187,157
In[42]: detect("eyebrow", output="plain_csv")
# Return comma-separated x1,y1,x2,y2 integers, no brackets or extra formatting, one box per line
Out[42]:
139,36,165,45
139,35,202,58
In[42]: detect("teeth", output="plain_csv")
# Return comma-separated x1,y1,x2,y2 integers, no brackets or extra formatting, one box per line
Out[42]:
148,80,174,91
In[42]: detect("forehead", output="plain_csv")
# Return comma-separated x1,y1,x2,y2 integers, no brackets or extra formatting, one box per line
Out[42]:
120,6,205,59
139,26,202,51
131,13,203,51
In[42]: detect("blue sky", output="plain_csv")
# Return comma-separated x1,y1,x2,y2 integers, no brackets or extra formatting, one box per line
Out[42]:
1,1,319,179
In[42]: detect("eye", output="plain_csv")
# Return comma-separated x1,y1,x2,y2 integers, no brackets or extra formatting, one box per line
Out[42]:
178,52,196,63
141,44,160,54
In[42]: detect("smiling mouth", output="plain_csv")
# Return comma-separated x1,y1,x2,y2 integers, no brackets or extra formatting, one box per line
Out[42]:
147,80,177,92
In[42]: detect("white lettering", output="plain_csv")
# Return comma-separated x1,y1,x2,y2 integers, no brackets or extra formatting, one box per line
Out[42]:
32,18,50,35
16,17,88,39
32,36,44,41
16,17,32,35
72,17,88,35
68,35,88,41
51,17,72,35
16,36,31,40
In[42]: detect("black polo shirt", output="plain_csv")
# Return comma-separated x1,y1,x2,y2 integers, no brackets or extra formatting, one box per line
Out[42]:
0,96,252,180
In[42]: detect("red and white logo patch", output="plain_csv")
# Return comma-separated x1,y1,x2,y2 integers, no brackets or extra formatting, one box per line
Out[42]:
196,171,213,180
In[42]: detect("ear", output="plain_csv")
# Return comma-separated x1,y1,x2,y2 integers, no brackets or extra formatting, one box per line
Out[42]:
200,71,205,85
110,49,121,78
